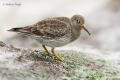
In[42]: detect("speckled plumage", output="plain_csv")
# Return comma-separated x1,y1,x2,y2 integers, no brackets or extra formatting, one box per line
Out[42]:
8,15,90,61
31,18,72,47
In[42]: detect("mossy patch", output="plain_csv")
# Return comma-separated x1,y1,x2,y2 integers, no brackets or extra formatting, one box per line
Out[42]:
0,49,120,80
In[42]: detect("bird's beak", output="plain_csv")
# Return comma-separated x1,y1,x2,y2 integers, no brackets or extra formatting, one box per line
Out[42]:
81,24,91,35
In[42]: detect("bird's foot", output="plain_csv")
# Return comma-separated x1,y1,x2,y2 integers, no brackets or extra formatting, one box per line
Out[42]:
51,49,64,62
42,45,64,62
54,55,64,62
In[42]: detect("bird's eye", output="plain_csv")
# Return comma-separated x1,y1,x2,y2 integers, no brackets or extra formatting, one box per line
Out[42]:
77,20,80,23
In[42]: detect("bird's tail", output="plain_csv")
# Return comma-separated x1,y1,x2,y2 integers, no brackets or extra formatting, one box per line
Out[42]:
8,27,31,33
8,27,23,32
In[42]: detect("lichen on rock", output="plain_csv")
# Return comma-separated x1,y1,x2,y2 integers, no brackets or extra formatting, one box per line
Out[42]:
0,41,120,80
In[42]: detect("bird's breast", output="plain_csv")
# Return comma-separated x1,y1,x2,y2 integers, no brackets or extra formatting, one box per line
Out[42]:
30,30,72,48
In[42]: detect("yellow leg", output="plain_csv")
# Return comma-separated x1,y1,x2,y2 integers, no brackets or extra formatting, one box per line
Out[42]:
51,48,63,61
42,45,53,55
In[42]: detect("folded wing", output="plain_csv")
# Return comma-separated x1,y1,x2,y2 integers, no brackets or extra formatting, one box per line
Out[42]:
24,19,70,39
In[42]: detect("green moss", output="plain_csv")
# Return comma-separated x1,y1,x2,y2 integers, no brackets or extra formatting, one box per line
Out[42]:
112,78,120,80
59,51,120,80
0,50,120,80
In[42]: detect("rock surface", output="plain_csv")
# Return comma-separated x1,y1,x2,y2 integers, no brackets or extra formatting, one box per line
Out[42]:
0,41,120,80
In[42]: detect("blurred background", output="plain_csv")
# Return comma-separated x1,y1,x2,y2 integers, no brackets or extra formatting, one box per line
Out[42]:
0,0,120,59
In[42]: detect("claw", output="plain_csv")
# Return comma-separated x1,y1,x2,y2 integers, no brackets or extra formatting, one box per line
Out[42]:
51,48,64,62
42,45,64,62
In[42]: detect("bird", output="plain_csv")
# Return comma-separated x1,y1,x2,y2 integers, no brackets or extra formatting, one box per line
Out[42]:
8,15,91,61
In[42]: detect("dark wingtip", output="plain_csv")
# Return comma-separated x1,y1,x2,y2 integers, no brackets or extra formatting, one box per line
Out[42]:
8,28,20,32
8,28,14,31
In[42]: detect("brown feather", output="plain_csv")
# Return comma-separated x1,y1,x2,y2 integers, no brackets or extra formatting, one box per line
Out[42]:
8,26,32,33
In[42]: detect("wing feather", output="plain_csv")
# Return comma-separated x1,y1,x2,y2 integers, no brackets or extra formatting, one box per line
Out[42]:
30,19,70,39
47,17,71,24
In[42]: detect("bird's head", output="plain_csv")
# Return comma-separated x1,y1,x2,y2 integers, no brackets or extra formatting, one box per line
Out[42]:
71,15,91,35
